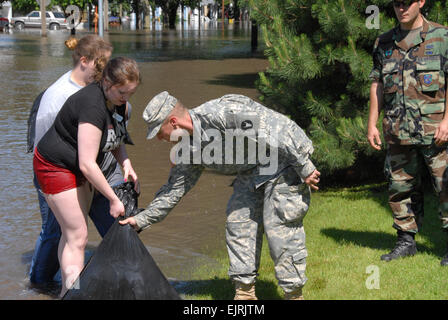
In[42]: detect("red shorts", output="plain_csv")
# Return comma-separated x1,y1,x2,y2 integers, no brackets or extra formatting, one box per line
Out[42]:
33,148,86,195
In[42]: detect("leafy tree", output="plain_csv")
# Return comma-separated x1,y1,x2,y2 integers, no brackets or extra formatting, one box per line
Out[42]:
182,0,201,7
129,0,147,28
9,0,39,13
154,0,201,28
154,0,179,28
245,0,448,180
108,0,132,16
9,0,88,14
52,0,86,10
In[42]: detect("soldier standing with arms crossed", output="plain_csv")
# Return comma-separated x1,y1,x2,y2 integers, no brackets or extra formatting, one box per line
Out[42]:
367,0,448,265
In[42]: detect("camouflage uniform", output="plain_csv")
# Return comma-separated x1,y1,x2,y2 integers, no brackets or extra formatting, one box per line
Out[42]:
369,17,448,233
134,94,316,293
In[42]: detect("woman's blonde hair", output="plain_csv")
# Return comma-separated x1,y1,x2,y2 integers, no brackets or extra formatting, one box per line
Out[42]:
65,35,113,82
102,57,141,86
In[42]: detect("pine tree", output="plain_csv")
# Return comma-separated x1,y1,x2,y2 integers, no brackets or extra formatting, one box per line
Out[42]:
246,0,448,180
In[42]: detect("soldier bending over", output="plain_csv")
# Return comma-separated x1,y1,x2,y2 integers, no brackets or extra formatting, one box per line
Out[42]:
121,92,320,300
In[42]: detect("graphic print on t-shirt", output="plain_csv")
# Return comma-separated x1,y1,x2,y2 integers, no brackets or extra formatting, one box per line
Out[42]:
103,112,127,152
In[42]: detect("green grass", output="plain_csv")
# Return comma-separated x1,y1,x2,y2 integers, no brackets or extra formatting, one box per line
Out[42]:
177,183,448,300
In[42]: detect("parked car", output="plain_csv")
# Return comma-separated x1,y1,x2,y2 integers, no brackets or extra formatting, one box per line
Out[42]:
0,15,9,31
109,16,120,26
12,11,68,30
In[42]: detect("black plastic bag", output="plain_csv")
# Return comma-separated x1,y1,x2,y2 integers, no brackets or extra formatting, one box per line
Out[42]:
63,182,181,300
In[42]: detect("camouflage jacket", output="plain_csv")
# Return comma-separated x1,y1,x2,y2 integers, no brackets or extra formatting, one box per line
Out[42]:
369,17,448,145
133,94,316,230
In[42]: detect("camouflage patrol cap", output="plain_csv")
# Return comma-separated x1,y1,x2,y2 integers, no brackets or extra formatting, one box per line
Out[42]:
143,91,178,139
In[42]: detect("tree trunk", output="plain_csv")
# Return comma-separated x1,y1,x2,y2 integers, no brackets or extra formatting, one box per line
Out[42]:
103,0,109,31
151,4,156,27
168,3,178,29
132,0,140,29
251,19,258,51
40,1,46,37
234,1,240,21
142,0,150,28
181,4,184,23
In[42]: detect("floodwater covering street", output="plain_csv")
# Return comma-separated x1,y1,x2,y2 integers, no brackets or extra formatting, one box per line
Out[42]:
0,21,268,299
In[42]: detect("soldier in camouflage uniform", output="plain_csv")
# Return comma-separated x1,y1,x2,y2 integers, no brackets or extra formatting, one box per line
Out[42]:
120,91,321,299
367,0,448,265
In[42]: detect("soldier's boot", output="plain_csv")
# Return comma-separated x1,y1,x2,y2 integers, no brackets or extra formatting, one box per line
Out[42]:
441,252,448,266
284,288,304,300
234,282,257,300
440,234,448,266
380,230,417,262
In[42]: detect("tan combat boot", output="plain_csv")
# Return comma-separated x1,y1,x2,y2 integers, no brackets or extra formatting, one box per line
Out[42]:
234,282,258,300
284,288,304,300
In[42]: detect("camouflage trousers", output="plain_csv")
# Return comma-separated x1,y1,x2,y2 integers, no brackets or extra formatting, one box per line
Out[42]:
225,166,310,293
384,144,448,233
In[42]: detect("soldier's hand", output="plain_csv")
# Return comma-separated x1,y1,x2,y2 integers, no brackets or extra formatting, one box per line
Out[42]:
434,119,448,146
305,170,321,191
367,126,382,150
119,216,139,231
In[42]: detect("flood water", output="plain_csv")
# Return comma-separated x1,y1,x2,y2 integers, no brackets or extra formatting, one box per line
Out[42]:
0,21,268,299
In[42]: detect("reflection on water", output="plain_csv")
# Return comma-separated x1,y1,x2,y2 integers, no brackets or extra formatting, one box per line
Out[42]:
4,20,263,62
0,21,268,299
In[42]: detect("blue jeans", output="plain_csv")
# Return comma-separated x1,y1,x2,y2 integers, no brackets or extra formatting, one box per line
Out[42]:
29,176,116,284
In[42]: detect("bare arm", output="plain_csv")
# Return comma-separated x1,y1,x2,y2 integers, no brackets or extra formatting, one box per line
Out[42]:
119,164,204,231
111,144,139,193
78,122,124,218
367,81,383,150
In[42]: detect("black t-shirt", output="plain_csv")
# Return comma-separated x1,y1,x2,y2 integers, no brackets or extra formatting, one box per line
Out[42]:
37,82,131,175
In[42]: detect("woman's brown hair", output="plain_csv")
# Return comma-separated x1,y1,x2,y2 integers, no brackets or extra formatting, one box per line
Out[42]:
65,35,113,81
102,57,140,86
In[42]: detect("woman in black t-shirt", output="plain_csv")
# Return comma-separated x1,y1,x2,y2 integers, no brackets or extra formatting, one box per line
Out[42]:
34,57,140,297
